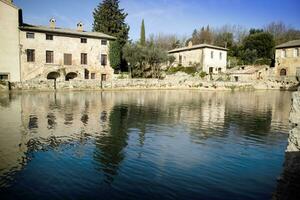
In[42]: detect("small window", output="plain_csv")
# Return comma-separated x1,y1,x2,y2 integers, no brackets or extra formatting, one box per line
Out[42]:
46,34,53,40
27,49,35,62
0,74,9,80
101,54,107,66
81,53,87,65
280,68,287,76
294,48,299,57
64,54,72,65
81,38,87,43
219,52,222,60
26,32,34,39
101,40,107,45
46,51,54,63
101,74,107,81
211,51,214,59
282,49,286,58
91,73,95,79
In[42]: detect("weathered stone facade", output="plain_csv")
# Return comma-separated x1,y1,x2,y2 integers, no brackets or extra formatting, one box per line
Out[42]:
19,25,114,81
0,0,21,82
168,43,228,74
0,0,115,82
275,40,300,80
228,65,272,82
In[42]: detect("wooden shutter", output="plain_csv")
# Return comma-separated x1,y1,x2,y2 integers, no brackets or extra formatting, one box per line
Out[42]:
64,54,72,65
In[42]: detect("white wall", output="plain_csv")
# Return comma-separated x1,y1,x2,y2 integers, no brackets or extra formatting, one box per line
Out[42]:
202,48,227,73
0,1,21,81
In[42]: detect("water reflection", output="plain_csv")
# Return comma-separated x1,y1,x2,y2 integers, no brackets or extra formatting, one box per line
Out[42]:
0,90,292,199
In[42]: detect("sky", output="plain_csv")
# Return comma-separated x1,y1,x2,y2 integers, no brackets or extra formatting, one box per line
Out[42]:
14,0,300,40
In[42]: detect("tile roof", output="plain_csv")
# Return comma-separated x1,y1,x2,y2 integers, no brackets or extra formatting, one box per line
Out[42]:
19,23,116,40
276,40,300,49
168,43,228,53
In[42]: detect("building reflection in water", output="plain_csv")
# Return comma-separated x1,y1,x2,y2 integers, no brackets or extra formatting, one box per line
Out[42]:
0,90,292,186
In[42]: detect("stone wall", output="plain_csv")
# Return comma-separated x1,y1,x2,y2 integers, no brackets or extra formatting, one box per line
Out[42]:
0,77,298,92
0,0,21,82
274,91,300,200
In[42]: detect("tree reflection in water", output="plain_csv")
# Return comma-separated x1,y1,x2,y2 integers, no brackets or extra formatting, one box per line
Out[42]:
94,106,129,184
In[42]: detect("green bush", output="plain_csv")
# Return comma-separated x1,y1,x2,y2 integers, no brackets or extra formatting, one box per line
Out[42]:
254,58,272,66
167,66,197,75
199,71,207,78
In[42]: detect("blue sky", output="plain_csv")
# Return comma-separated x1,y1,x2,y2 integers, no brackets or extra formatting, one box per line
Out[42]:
14,0,300,40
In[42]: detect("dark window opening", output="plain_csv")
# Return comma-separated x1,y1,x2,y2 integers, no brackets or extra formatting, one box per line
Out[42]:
101,74,107,81
81,38,87,43
280,68,287,76
101,40,107,45
26,32,34,39
46,34,53,40
0,74,9,80
81,53,87,65
101,54,107,66
91,73,95,79
46,51,54,63
64,54,72,65
179,55,182,65
27,49,35,62
84,69,89,79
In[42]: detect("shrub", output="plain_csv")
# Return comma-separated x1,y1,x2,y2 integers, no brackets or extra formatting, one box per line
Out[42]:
254,58,272,66
199,71,207,79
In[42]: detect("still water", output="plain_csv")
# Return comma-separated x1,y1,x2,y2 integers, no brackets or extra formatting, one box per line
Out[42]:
0,90,291,200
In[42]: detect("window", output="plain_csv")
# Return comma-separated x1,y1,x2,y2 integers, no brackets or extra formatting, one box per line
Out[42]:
81,53,87,65
91,73,95,79
26,32,34,39
101,54,107,66
27,49,35,62
81,38,87,43
101,74,107,81
101,40,107,45
46,51,54,63
219,52,222,60
280,68,287,76
282,49,286,58
294,48,299,57
211,51,214,59
0,74,9,80
64,54,72,65
46,34,53,40
179,55,182,65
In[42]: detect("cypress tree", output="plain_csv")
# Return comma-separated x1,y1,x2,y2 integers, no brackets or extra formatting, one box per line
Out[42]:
140,19,146,46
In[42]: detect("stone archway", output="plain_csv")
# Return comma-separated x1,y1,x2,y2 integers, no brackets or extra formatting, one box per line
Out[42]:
47,71,60,80
65,72,77,81
280,68,287,76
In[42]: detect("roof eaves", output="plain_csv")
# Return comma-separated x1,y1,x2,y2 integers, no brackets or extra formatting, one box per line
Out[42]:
19,25,116,40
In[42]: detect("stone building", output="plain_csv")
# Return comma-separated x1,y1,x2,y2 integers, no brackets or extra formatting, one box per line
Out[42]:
20,21,115,81
168,42,228,74
0,0,115,82
274,40,300,80
228,65,270,82
0,0,21,82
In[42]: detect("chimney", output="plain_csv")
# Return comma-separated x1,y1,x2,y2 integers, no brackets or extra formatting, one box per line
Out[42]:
77,22,83,32
188,41,193,47
49,18,56,29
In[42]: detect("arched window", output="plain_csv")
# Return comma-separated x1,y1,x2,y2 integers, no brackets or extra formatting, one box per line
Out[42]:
280,69,287,76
